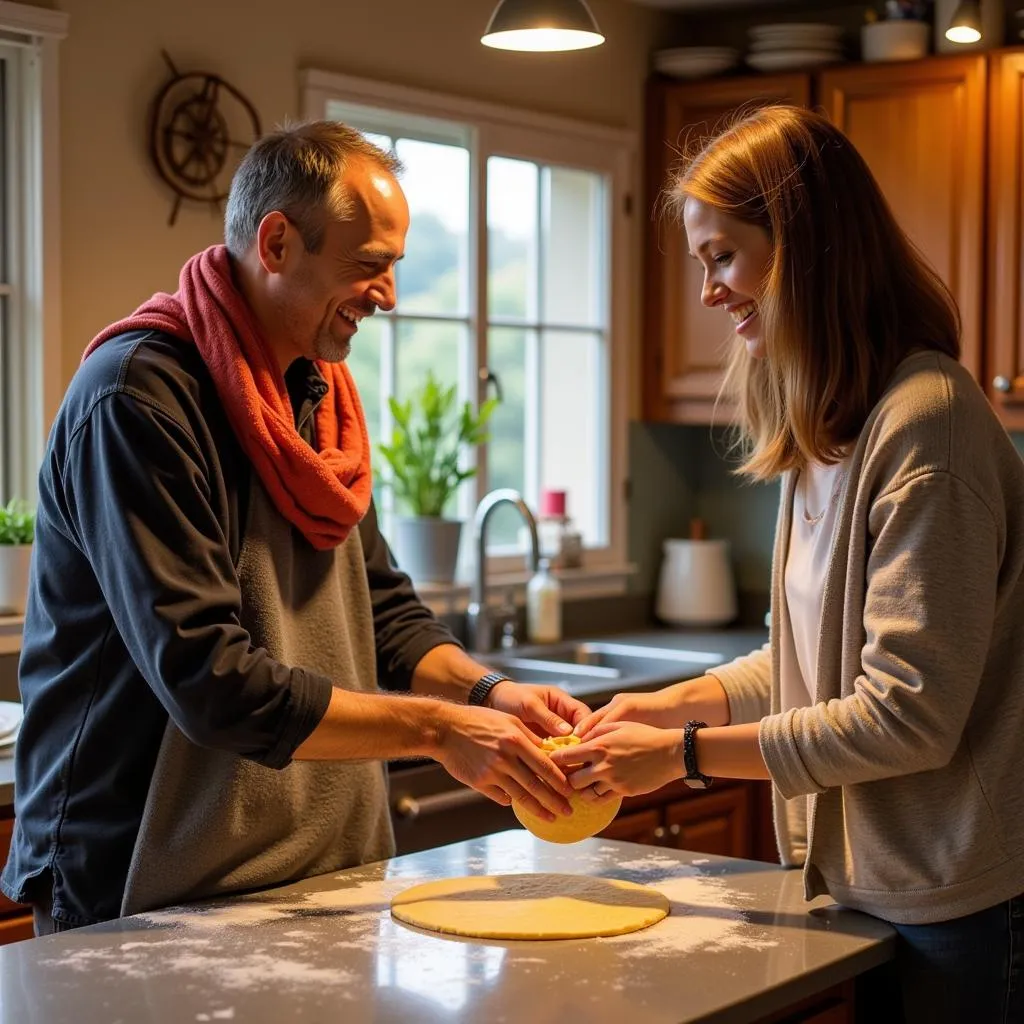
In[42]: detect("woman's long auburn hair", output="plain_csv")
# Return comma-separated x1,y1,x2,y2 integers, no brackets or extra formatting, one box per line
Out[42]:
668,105,960,481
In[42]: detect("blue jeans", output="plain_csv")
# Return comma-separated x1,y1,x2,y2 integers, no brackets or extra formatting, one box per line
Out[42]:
860,894,1024,1024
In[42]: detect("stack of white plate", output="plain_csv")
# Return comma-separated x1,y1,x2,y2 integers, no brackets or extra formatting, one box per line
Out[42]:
0,701,22,757
746,23,844,72
654,47,740,80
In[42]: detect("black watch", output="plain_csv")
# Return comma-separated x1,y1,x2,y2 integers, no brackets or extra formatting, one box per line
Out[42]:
682,720,713,789
467,672,511,707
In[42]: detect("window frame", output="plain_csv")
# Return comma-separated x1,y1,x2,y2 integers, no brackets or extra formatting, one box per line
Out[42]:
300,68,636,592
0,1,67,507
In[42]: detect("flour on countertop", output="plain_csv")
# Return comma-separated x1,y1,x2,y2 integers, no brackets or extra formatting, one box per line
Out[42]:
196,1010,235,1021
600,872,777,958
41,946,356,991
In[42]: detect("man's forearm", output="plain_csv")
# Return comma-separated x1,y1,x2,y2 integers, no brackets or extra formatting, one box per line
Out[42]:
409,643,495,702
292,687,449,761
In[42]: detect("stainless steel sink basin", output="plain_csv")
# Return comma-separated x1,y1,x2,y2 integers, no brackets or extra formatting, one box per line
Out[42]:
487,641,723,695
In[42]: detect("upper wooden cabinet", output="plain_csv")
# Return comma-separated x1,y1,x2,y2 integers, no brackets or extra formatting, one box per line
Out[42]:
643,51,1023,429
818,56,987,380
643,74,811,423
987,50,1024,429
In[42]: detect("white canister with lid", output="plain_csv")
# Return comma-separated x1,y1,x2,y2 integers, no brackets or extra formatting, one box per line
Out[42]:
655,520,738,627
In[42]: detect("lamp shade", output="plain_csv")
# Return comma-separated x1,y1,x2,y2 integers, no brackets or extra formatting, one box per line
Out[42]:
945,0,983,43
481,0,605,52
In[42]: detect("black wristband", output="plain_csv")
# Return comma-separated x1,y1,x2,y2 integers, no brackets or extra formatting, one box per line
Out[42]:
467,672,511,707
682,720,713,789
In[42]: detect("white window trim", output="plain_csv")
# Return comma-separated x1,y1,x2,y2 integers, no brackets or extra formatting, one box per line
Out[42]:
0,1,66,504
300,68,637,598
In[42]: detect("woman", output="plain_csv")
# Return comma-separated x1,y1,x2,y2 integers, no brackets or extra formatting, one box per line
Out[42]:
550,106,1024,1024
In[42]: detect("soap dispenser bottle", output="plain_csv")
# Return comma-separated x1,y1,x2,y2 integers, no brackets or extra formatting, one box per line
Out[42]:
526,557,562,644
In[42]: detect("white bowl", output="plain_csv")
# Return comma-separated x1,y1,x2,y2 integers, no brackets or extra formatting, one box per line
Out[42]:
654,46,739,79
749,22,845,43
861,19,930,62
747,48,843,72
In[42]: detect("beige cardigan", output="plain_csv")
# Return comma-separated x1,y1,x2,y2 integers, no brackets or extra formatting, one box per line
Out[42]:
709,352,1024,925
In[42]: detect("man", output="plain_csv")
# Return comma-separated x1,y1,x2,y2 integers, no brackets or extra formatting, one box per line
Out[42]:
3,121,588,936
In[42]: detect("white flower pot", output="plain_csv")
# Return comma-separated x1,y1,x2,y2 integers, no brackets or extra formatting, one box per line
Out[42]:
390,517,464,584
0,544,32,615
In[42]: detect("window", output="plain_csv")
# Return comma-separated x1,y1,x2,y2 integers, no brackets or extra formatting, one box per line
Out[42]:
0,4,66,507
302,70,635,581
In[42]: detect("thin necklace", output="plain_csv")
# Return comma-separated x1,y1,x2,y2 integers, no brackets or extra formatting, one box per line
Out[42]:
801,466,846,526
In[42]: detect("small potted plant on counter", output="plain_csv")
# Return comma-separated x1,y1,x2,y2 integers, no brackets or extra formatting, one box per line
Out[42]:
0,499,35,615
378,372,497,584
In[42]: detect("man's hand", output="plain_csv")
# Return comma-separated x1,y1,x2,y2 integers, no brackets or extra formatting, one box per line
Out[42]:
486,681,590,738
548,721,684,799
433,703,576,822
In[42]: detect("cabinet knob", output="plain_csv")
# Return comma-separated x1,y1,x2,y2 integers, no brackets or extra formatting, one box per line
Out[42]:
993,375,1024,394
669,823,682,837
653,826,667,841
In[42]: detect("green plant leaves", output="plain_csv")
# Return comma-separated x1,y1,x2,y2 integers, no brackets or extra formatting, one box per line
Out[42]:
377,372,496,517
0,499,35,545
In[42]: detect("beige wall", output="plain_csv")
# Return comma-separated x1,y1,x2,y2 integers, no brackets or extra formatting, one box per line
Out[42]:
24,0,671,412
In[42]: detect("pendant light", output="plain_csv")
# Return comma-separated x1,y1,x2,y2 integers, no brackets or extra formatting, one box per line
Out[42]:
481,0,605,52
945,1,983,44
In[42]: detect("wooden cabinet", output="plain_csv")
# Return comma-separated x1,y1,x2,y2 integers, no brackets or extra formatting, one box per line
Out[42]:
0,815,32,943
599,779,766,860
987,49,1024,428
643,51,1023,429
644,74,811,422
818,56,987,380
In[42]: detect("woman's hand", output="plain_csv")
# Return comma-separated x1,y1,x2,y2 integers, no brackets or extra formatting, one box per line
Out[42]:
548,721,684,799
573,689,689,738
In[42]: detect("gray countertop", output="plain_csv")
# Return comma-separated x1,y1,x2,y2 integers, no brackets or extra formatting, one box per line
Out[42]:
7,830,894,1023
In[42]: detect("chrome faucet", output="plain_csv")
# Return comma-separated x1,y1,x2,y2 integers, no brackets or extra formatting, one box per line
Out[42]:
466,489,541,653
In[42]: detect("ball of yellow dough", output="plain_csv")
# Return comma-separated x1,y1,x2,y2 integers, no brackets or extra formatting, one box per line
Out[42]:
512,734,622,844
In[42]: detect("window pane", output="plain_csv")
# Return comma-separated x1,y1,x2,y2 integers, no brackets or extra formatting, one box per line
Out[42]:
394,318,466,517
395,138,469,316
485,327,528,549
487,157,537,321
540,330,605,546
362,131,392,152
347,314,386,475
542,166,605,328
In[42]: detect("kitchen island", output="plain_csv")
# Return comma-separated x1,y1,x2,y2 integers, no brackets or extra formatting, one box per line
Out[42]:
5,830,893,1023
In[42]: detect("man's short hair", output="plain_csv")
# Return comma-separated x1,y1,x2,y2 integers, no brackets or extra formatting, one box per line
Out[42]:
224,119,403,257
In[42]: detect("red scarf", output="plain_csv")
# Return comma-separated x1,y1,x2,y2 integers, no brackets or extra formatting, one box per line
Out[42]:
83,245,372,550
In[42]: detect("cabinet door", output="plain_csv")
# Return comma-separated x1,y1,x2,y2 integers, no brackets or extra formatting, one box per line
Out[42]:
644,75,811,423
819,57,987,381
598,808,662,845
987,49,1024,428
663,785,752,859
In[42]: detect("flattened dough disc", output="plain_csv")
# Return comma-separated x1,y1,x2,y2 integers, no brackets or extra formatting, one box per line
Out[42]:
390,873,670,940
513,735,622,844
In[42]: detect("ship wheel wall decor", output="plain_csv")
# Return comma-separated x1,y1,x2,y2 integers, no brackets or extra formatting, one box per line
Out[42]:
149,50,262,226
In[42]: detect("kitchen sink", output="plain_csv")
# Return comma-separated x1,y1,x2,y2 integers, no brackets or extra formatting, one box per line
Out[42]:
487,641,723,694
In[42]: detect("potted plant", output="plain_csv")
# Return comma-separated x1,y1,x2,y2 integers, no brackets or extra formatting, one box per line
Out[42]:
378,372,497,584
0,499,35,615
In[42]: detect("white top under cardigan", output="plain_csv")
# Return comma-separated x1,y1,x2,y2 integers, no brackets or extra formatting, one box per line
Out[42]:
778,458,849,865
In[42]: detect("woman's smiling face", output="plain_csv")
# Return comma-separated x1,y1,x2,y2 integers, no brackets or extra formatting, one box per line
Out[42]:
683,197,773,359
